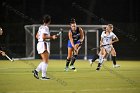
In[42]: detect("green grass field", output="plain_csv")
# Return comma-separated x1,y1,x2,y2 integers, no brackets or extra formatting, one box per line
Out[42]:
0,59,140,93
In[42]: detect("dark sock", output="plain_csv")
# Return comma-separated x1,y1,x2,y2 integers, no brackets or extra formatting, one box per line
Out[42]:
70,55,77,66
112,56,116,65
66,59,71,67
92,54,99,62
97,63,101,68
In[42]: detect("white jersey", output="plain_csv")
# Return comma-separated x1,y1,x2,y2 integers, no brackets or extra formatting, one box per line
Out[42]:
37,25,50,54
38,25,50,42
101,31,117,45
101,31,117,53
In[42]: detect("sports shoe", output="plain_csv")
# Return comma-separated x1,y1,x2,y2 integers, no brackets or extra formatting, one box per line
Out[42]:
73,69,77,72
88,59,93,67
96,67,100,71
69,65,76,70
32,70,39,79
64,67,69,71
40,77,50,80
113,64,120,68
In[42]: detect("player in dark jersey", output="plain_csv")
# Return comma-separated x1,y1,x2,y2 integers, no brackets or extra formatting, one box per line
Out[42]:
64,18,84,71
0,27,5,56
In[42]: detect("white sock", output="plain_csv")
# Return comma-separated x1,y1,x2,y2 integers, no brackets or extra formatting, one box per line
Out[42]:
36,62,43,72
99,55,104,64
42,62,48,77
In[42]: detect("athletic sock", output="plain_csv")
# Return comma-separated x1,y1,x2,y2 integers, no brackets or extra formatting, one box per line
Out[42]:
97,54,104,69
99,55,104,64
97,63,102,68
42,62,48,77
112,56,116,65
66,59,71,67
36,62,43,72
92,54,99,62
70,55,77,66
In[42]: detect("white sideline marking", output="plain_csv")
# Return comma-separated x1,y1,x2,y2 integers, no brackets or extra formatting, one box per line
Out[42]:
0,73,31,75
3,88,138,93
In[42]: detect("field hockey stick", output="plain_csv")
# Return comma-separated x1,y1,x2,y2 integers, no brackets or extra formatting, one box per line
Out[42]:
89,44,110,51
1,49,14,62
5,54,14,62
56,28,63,36
45,28,63,41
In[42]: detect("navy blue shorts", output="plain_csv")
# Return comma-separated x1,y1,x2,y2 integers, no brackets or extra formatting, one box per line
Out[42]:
67,40,81,48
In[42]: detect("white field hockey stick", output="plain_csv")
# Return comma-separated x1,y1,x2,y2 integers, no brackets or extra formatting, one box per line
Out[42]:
1,51,14,62
5,54,14,62
56,28,63,36
45,28,63,42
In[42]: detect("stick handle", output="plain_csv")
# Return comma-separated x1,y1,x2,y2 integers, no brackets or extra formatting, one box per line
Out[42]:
5,54,14,62
56,28,63,36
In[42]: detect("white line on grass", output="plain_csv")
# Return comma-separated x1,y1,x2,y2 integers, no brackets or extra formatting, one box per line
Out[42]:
0,73,31,75
3,88,139,93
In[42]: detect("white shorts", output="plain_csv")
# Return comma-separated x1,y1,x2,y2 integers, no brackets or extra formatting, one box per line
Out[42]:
103,45,113,53
37,42,50,54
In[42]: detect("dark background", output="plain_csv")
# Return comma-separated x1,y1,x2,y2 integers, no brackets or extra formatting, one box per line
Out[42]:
0,0,140,60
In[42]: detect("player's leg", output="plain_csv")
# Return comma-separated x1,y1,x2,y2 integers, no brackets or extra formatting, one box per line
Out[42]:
111,47,120,68
96,48,106,71
33,42,50,80
33,42,42,79
65,47,73,71
89,53,99,66
34,61,43,79
69,44,80,70
65,40,73,71
40,51,50,80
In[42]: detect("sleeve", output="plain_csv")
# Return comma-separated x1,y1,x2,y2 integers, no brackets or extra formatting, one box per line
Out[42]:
41,27,49,35
112,32,117,39
101,31,105,38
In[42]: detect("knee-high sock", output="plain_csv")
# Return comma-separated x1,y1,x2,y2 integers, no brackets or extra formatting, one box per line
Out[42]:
112,56,116,65
96,55,104,68
66,59,71,67
97,63,102,68
70,55,77,66
99,55,104,64
42,62,48,77
36,62,43,72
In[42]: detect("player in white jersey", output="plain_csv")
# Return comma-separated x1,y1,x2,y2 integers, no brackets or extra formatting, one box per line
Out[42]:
32,15,57,80
89,24,120,71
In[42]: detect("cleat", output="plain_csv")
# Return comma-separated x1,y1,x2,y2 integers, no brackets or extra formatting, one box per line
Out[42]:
32,70,39,79
69,65,76,70
40,77,50,80
96,67,100,71
64,67,69,71
88,59,93,67
73,69,77,72
113,64,120,68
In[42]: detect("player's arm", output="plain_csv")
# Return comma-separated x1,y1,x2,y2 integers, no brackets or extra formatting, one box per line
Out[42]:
0,50,6,56
79,27,84,43
111,33,119,44
36,31,57,40
100,37,103,46
68,31,75,48
112,36,119,44
100,31,104,46
36,32,39,39
43,34,57,40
